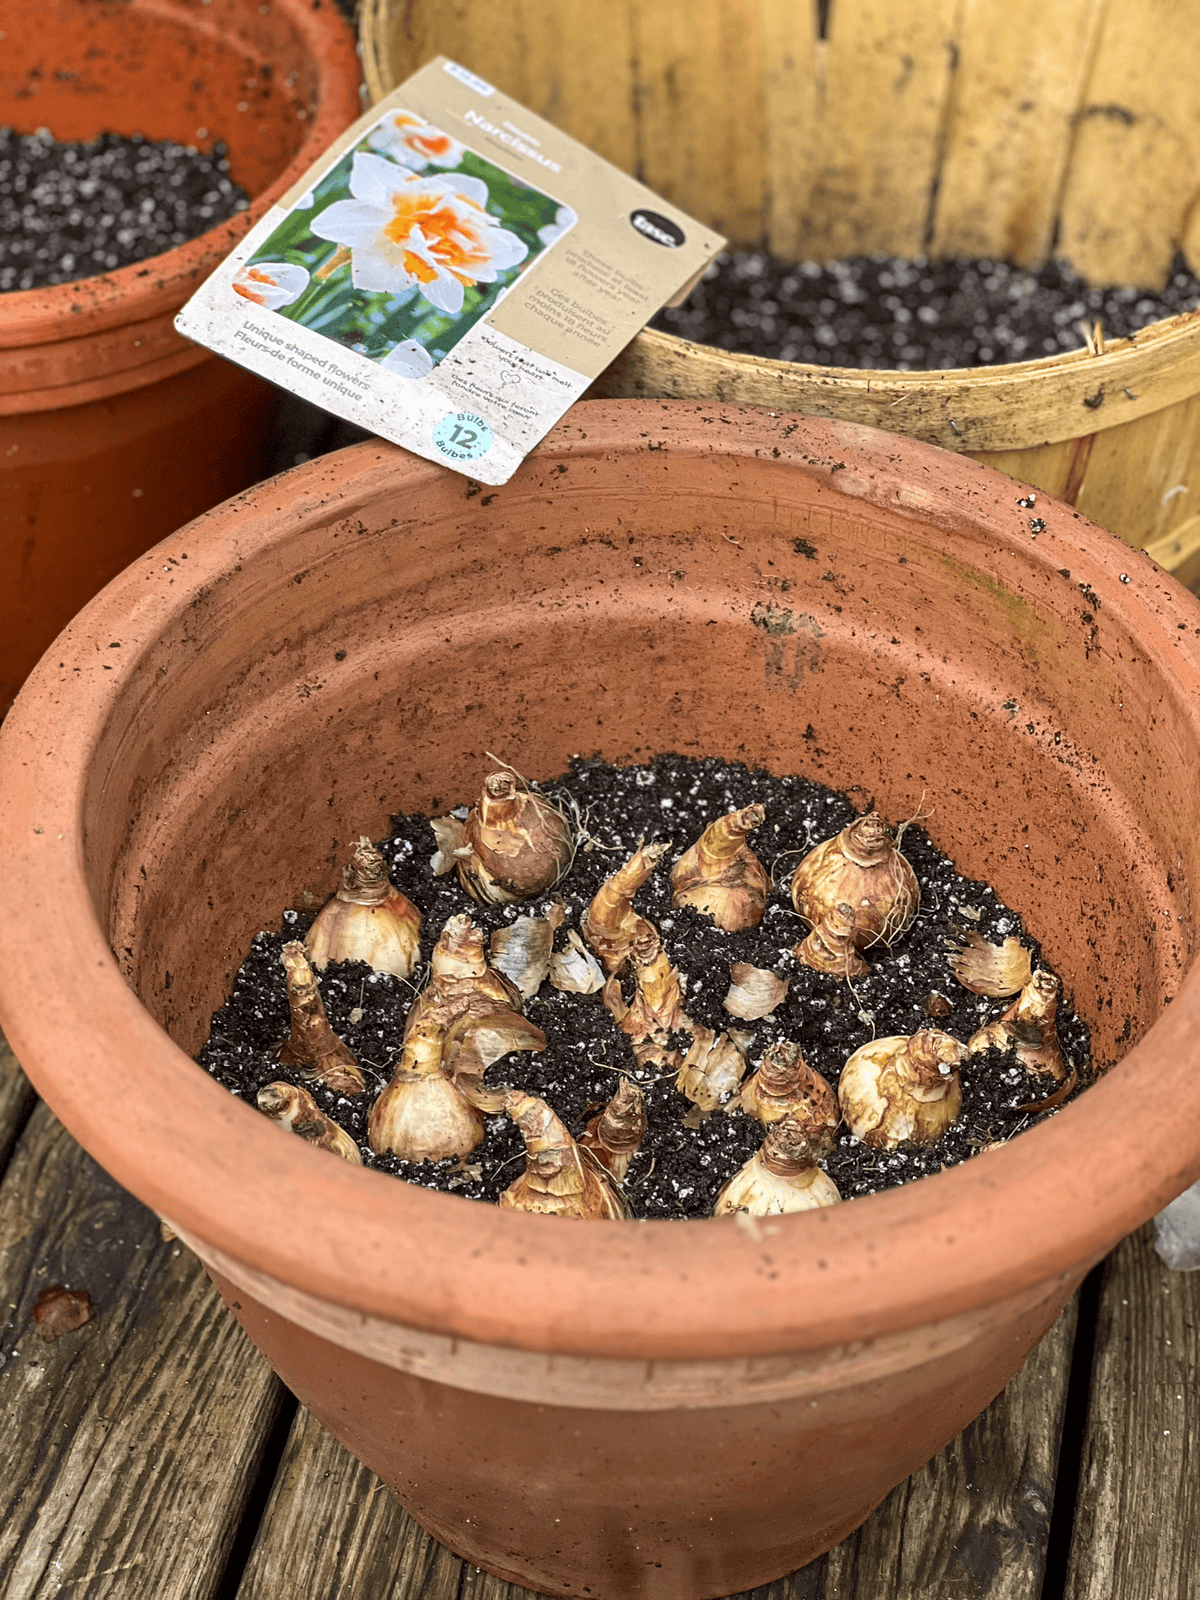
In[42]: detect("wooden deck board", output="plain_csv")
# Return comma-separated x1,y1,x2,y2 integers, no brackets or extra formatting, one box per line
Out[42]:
1064,1224,1200,1600
235,1301,1078,1600
0,1028,36,1174
0,1101,286,1599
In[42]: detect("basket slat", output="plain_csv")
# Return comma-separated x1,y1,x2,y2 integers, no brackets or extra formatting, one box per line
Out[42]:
628,0,767,245
1073,395,1200,550
1056,0,1200,289
759,1,820,260
928,0,1107,267
801,0,962,262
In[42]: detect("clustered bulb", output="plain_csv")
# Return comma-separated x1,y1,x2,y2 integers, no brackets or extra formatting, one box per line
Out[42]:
500,1091,630,1218
968,968,1068,1081
369,912,546,1163
305,837,421,979
432,770,573,905
251,770,1072,1219
791,811,919,951
670,805,770,932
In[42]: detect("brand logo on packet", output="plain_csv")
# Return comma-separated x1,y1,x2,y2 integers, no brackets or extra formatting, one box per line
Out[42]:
629,209,685,248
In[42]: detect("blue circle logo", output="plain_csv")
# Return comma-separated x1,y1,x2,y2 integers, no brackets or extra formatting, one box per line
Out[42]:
432,412,493,462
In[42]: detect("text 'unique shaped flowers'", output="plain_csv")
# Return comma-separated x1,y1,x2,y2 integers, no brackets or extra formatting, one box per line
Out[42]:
232,260,310,310
311,153,528,315
367,109,465,171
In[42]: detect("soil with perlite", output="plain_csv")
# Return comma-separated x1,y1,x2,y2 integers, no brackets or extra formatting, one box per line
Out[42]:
197,755,1090,1220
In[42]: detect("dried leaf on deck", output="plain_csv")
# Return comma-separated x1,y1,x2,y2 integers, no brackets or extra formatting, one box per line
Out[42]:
33,1284,93,1341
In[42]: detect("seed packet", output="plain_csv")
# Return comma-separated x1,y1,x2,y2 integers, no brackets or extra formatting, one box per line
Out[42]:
176,57,724,484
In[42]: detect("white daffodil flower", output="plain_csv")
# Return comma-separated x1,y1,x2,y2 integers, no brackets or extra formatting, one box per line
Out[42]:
537,205,577,248
310,154,528,316
231,261,310,310
380,339,435,379
367,109,466,171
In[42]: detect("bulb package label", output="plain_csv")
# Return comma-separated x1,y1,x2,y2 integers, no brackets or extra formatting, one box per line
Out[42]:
176,58,724,484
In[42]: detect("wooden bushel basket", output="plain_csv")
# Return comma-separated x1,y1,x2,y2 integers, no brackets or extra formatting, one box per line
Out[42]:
360,0,1200,586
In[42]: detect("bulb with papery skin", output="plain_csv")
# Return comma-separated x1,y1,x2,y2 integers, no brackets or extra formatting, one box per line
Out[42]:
838,1028,966,1148
739,1039,839,1153
367,1013,487,1163
579,1079,646,1182
276,942,364,1095
791,812,918,950
713,1117,841,1216
305,837,420,979
433,772,573,905
670,804,770,931
257,1081,362,1164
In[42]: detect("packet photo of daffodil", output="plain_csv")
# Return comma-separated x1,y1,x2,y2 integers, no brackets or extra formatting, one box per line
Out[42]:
177,58,723,483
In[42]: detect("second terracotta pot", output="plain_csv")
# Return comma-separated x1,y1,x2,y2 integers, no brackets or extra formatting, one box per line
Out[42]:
0,0,362,714
1,404,1199,1598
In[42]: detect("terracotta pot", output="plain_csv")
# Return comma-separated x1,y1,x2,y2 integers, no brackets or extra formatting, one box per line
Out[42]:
0,0,361,715
1,403,1198,1600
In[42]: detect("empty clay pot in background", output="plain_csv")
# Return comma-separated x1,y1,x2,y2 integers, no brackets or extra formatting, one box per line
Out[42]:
1,403,1199,1599
0,0,361,714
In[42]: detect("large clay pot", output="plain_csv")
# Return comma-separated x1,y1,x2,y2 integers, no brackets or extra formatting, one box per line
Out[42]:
1,403,1198,1600
0,0,362,715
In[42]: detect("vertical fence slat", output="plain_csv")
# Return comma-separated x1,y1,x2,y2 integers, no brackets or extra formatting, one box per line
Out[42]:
760,0,821,260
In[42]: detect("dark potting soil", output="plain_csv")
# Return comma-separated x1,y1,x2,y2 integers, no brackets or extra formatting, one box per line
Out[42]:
197,756,1091,1221
0,127,249,292
651,249,1200,371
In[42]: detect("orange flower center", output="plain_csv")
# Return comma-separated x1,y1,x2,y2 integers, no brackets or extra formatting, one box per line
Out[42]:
232,266,277,304
382,188,492,286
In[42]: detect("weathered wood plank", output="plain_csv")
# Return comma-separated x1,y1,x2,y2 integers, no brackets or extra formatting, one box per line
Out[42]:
928,0,1107,266
800,0,962,263
1055,0,1200,289
1064,1225,1200,1600
759,1,820,262
627,0,766,246
0,1102,286,1599
0,1026,37,1175
237,1299,1078,1600
1073,390,1200,551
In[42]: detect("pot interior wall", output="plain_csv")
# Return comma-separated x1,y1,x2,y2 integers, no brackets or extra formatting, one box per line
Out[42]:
0,0,317,192
82,430,1198,1077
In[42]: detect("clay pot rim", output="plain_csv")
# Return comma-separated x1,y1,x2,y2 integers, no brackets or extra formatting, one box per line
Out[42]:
0,0,357,348
2,401,1199,1364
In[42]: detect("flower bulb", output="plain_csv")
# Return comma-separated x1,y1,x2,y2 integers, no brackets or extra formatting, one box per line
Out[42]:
791,811,918,949
276,942,364,1095
435,771,573,905
499,1091,630,1218
257,1081,362,1164
305,837,421,979
838,1028,966,1148
670,804,770,931
968,968,1068,1080
713,1117,841,1216
739,1039,839,1154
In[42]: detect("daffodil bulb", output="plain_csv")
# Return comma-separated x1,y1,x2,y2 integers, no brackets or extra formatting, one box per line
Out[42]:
838,1028,966,1148
669,805,770,931
367,1013,487,1162
794,900,870,978
713,1118,841,1216
257,1082,362,1164
968,969,1067,1080
602,927,688,1073
581,838,671,973
579,1079,647,1182
791,812,918,950
305,837,420,979
276,942,364,1096
499,1091,630,1218
739,1039,839,1154
432,771,573,904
